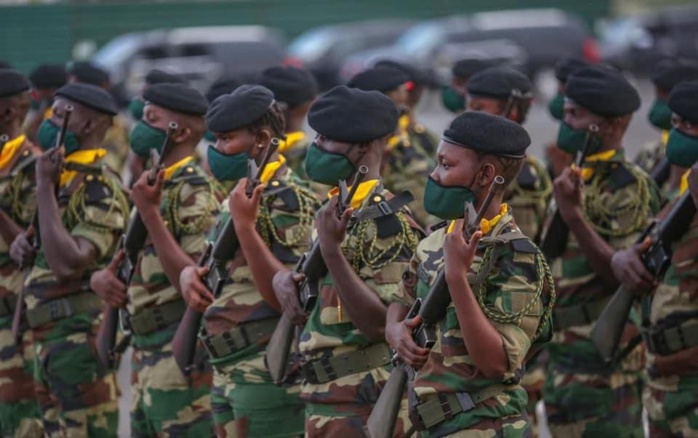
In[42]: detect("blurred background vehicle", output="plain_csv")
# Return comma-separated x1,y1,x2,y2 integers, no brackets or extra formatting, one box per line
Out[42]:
286,19,415,91
597,5,698,74
93,26,287,104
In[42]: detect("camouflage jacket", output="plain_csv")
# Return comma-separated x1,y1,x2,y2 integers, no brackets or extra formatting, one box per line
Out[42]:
548,149,661,362
0,135,38,303
127,160,220,345
102,114,130,177
505,155,553,240
203,166,319,366
401,211,554,432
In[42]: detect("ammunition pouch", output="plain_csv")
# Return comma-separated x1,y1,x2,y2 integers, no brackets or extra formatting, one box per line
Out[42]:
127,299,186,335
645,318,698,356
26,291,100,329
553,297,610,331
301,342,391,384
0,295,18,317
201,317,279,360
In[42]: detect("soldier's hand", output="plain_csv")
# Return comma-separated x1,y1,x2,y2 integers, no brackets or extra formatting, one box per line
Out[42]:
229,178,264,229
273,270,306,326
131,169,164,216
36,146,64,187
90,251,127,307
554,166,584,223
316,196,352,250
10,232,36,267
180,266,214,313
444,219,482,280
386,316,429,369
689,161,698,206
611,238,656,294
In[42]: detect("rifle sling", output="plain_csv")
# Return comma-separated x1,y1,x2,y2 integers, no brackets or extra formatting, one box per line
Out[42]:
26,291,100,329
127,299,187,336
0,295,17,317
553,296,611,331
352,190,414,222
301,342,391,384
201,317,280,360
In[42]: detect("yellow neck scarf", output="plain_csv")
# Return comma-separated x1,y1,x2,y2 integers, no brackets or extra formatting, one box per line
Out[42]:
579,149,618,181
662,130,670,146
447,203,508,235
278,132,306,154
680,170,690,196
43,107,53,120
0,134,26,169
61,148,106,186
163,156,194,180
387,115,411,150
327,179,380,210
260,155,286,184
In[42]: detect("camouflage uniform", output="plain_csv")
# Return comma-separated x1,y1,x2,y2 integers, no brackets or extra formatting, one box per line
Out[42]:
542,149,661,437
202,166,318,437
505,155,553,241
102,114,131,177
299,181,421,437
382,116,438,228
22,151,129,437
0,135,42,438
642,185,698,437
400,209,554,437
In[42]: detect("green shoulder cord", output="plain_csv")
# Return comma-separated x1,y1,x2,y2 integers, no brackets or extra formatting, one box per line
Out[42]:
258,182,317,248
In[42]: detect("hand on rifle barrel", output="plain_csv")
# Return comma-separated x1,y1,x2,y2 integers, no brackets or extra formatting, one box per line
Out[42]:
611,237,656,294
180,265,214,313
90,250,128,308
36,146,64,187
553,166,584,224
272,270,307,326
229,178,265,230
444,219,483,283
386,315,429,368
316,195,353,251
131,169,165,216
10,232,35,268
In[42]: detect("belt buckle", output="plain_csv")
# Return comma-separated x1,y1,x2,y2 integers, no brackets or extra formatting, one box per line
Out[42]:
455,392,475,412
200,334,217,359
49,298,72,320
378,201,391,216
318,356,336,382
438,393,453,420
300,361,318,384
151,307,167,330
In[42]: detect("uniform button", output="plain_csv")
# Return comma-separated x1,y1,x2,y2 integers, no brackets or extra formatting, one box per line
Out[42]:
186,167,194,173
373,196,382,203
271,181,280,187
86,175,94,182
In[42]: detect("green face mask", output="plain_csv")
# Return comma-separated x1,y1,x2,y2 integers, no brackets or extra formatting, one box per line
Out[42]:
423,176,478,220
207,145,250,182
556,122,603,155
129,98,146,121
666,128,698,168
204,131,217,143
441,86,466,114
129,121,167,158
37,119,81,155
648,99,673,131
304,142,356,186
548,93,565,121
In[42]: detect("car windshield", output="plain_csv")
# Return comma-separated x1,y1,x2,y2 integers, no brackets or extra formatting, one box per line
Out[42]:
287,29,334,60
395,23,443,55
598,17,643,48
93,34,141,68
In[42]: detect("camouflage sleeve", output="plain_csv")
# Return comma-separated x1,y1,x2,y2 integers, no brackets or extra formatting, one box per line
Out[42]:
174,181,220,258
12,170,38,227
396,252,420,307
71,182,127,259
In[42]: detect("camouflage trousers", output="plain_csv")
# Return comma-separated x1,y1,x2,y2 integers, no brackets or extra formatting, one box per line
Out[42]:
32,318,119,437
210,352,304,437
0,318,42,438
131,339,213,437
520,352,547,437
644,381,698,437
436,413,531,438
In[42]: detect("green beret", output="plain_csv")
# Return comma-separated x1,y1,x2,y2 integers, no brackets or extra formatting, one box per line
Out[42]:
206,84,274,132
0,70,31,98
347,66,409,93
55,83,118,116
565,66,640,118
668,81,698,124
258,66,318,106
144,83,208,116
651,59,698,91
467,67,532,100
443,111,530,158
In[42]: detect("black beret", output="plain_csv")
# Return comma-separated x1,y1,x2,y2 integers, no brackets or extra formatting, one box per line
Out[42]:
467,67,532,100
0,70,31,98
206,84,274,132
144,83,208,116
308,85,399,143
145,69,185,86
55,83,118,116
651,59,698,91
67,61,110,86
0,61,12,69
206,76,243,103
29,64,67,89
452,59,494,80
565,66,641,118
554,57,590,83
668,81,698,124
374,59,430,85
443,111,530,158
258,66,318,106
347,66,409,93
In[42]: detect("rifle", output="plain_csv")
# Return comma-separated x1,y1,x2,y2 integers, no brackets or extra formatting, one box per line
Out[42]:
171,138,280,375
367,176,506,438
590,191,696,363
538,124,598,257
649,157,671,189
266,165,370,385
95,121,178,369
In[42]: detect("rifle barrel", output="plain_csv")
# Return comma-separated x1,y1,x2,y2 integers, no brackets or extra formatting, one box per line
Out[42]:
55,105,74,149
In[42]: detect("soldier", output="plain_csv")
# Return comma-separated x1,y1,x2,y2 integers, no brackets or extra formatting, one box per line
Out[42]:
441,59,493,114
9,83,129,437
258,65,319,179
24,64,67,144
466,66,553,241
636,59,698,197
90,82,219,437
612,80,698,438
0,69,43,437
541,66,661,437
348,66,436,227
385,111,555,436
179,84,320,437
273,85,422,436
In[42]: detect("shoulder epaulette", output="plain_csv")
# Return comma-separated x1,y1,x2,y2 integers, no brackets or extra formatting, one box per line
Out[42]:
607,162,637,190
517,162,537,190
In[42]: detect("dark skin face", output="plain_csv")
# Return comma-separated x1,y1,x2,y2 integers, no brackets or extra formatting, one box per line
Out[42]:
49,97,111,149
385,84,409,110
563,100,629,152
0,93,30,139
406,84,425,110
655,87,669,101
451,77,468,96
213,126,272,163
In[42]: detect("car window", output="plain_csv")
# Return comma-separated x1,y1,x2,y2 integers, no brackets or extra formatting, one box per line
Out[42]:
396,23,444,56
93,34,141,68
178,43,210,57
140,46,169,59
211,42,284,64
287,29,333,60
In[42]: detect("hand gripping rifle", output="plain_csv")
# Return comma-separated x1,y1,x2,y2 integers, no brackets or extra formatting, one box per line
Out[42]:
172,138,280,375
95,122,178,369
538,124,598,257
366,176,506,438
265,165,370,385
590,191,696,364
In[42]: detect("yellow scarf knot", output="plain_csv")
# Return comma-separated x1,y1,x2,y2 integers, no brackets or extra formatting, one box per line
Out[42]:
579,149,617,181
447,204,508,235
60,148,106,186
260,155,286,184
278,132,306,154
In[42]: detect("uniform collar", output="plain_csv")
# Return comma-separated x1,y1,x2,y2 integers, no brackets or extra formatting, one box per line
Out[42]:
580,148,621,181
61,148,106,186
278,132,306,154
163,156,194,180
327,179,380,210
447,203,509,235
0,134,26,169
261,155,286,184
387,115,411,151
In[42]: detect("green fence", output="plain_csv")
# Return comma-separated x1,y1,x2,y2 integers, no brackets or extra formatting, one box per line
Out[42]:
0,0,610,73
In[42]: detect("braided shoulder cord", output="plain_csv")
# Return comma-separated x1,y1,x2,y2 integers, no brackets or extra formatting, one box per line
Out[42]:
65,177,130,234
258,183,317,248
164,178,218,236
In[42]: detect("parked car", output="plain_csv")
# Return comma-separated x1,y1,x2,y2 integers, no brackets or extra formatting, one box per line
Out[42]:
598,6,698,74
93,26,287,104
342,9,599,82
286,19,415,90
